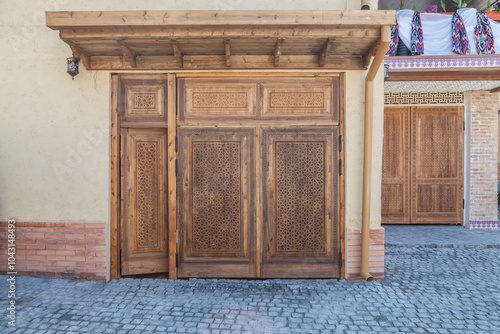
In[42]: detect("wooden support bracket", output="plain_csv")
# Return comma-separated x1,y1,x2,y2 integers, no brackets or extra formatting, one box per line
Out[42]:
120,42,136,68
65,40,91,69
171,40,183,68
318,38,335,67
224,39,231,67
274,38,285,67
362,40,380,68
490,86,500,93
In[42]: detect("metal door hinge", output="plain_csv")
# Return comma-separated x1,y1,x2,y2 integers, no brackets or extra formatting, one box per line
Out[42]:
175,160,178,176
339,251,342,269
339,135,342,152
175,136,178,152
463,199,465,209
175,253,179,268
339,159,342,176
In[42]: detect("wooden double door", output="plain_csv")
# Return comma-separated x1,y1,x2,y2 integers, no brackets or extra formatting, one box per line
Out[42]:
120,75,341,278
382,106,464,225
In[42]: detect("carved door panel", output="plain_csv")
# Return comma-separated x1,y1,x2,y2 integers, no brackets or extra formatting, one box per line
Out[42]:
381,107,410,224
121,128,169,275
261,127,340,278
177,128,257,278
411,106,463,224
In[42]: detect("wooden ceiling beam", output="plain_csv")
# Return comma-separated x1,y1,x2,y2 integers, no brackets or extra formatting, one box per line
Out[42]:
224,39,231,67
90,54,364,70
46,10,396,30
318,38,334,67
120,42,136,68
59,28,381,40
171,40,183,68
64,41,91,69
274,38,285,67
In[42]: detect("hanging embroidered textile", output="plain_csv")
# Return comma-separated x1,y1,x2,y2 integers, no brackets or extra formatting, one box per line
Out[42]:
410,12,424,55
474,11,495,54
386,20,399,56
452,13,470,55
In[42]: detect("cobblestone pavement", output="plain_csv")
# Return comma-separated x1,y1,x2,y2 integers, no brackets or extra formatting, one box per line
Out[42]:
2,246,500,333
385,225,500,248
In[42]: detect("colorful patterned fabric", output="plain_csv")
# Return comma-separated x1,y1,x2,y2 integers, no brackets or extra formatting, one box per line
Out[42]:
474,11,495,54
410,12,424,55
452,13,470,55
386,20,399,56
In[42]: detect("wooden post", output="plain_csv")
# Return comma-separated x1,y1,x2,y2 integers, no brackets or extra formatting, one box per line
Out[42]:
110,74,120,280
167,73,178,279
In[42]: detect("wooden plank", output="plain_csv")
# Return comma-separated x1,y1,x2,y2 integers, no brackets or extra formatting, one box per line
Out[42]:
338,73,345,280
121,42,136,68
274,38,284,67
110,74,119,280
318,38,334,67
167,74,177,279
60,27,382,40
224,39,231,67
46,10,396,30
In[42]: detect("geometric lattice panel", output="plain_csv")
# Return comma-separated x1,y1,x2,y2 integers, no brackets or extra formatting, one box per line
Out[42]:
192,141,242,252
136,141,159,249
275,141,325,252
385,92,465,105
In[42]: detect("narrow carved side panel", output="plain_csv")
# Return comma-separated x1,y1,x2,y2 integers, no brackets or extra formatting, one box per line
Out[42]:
136,141,159,250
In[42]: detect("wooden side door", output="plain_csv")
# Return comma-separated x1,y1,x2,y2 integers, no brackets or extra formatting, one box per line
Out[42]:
381,107,410,224
411,106,464,224
121,128,169,275
261,127,340,278
177,128,257,278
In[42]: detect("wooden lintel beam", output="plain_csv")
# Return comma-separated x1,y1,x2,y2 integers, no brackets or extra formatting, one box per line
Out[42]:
65,41,91,69
490,86,500,93
224,39,231,67
171,40,183,67
362,40,380,68
318,38,334,67
120,42,136,68
274,38,285,67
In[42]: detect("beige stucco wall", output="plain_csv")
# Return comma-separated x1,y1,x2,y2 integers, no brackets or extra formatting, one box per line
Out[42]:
0,0,383,279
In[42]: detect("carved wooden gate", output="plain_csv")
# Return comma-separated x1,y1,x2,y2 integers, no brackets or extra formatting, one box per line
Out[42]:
177,76,341,278
382,106,464,224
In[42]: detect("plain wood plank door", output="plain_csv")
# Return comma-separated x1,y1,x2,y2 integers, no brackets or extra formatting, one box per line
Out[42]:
177,128,257,278
121,128,169,275
381,107,410,224
411,106,464,224
261,127,340,278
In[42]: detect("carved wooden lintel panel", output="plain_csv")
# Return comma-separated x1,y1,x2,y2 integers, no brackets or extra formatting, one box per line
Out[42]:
119,74,168,124
178,76,339,125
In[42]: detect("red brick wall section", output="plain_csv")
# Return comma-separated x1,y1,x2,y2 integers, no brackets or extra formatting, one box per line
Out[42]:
0,221,106,280
470,91,499,223
346,228,384,280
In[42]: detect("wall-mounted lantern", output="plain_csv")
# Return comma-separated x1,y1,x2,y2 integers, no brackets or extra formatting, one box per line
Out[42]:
67,57,80,79
384,63,390,81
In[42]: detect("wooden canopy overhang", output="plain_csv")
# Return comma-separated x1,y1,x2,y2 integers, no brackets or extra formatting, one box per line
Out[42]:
46,10,395,71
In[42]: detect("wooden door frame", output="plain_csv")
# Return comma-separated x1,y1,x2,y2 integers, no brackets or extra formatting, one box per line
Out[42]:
110,72,345,280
